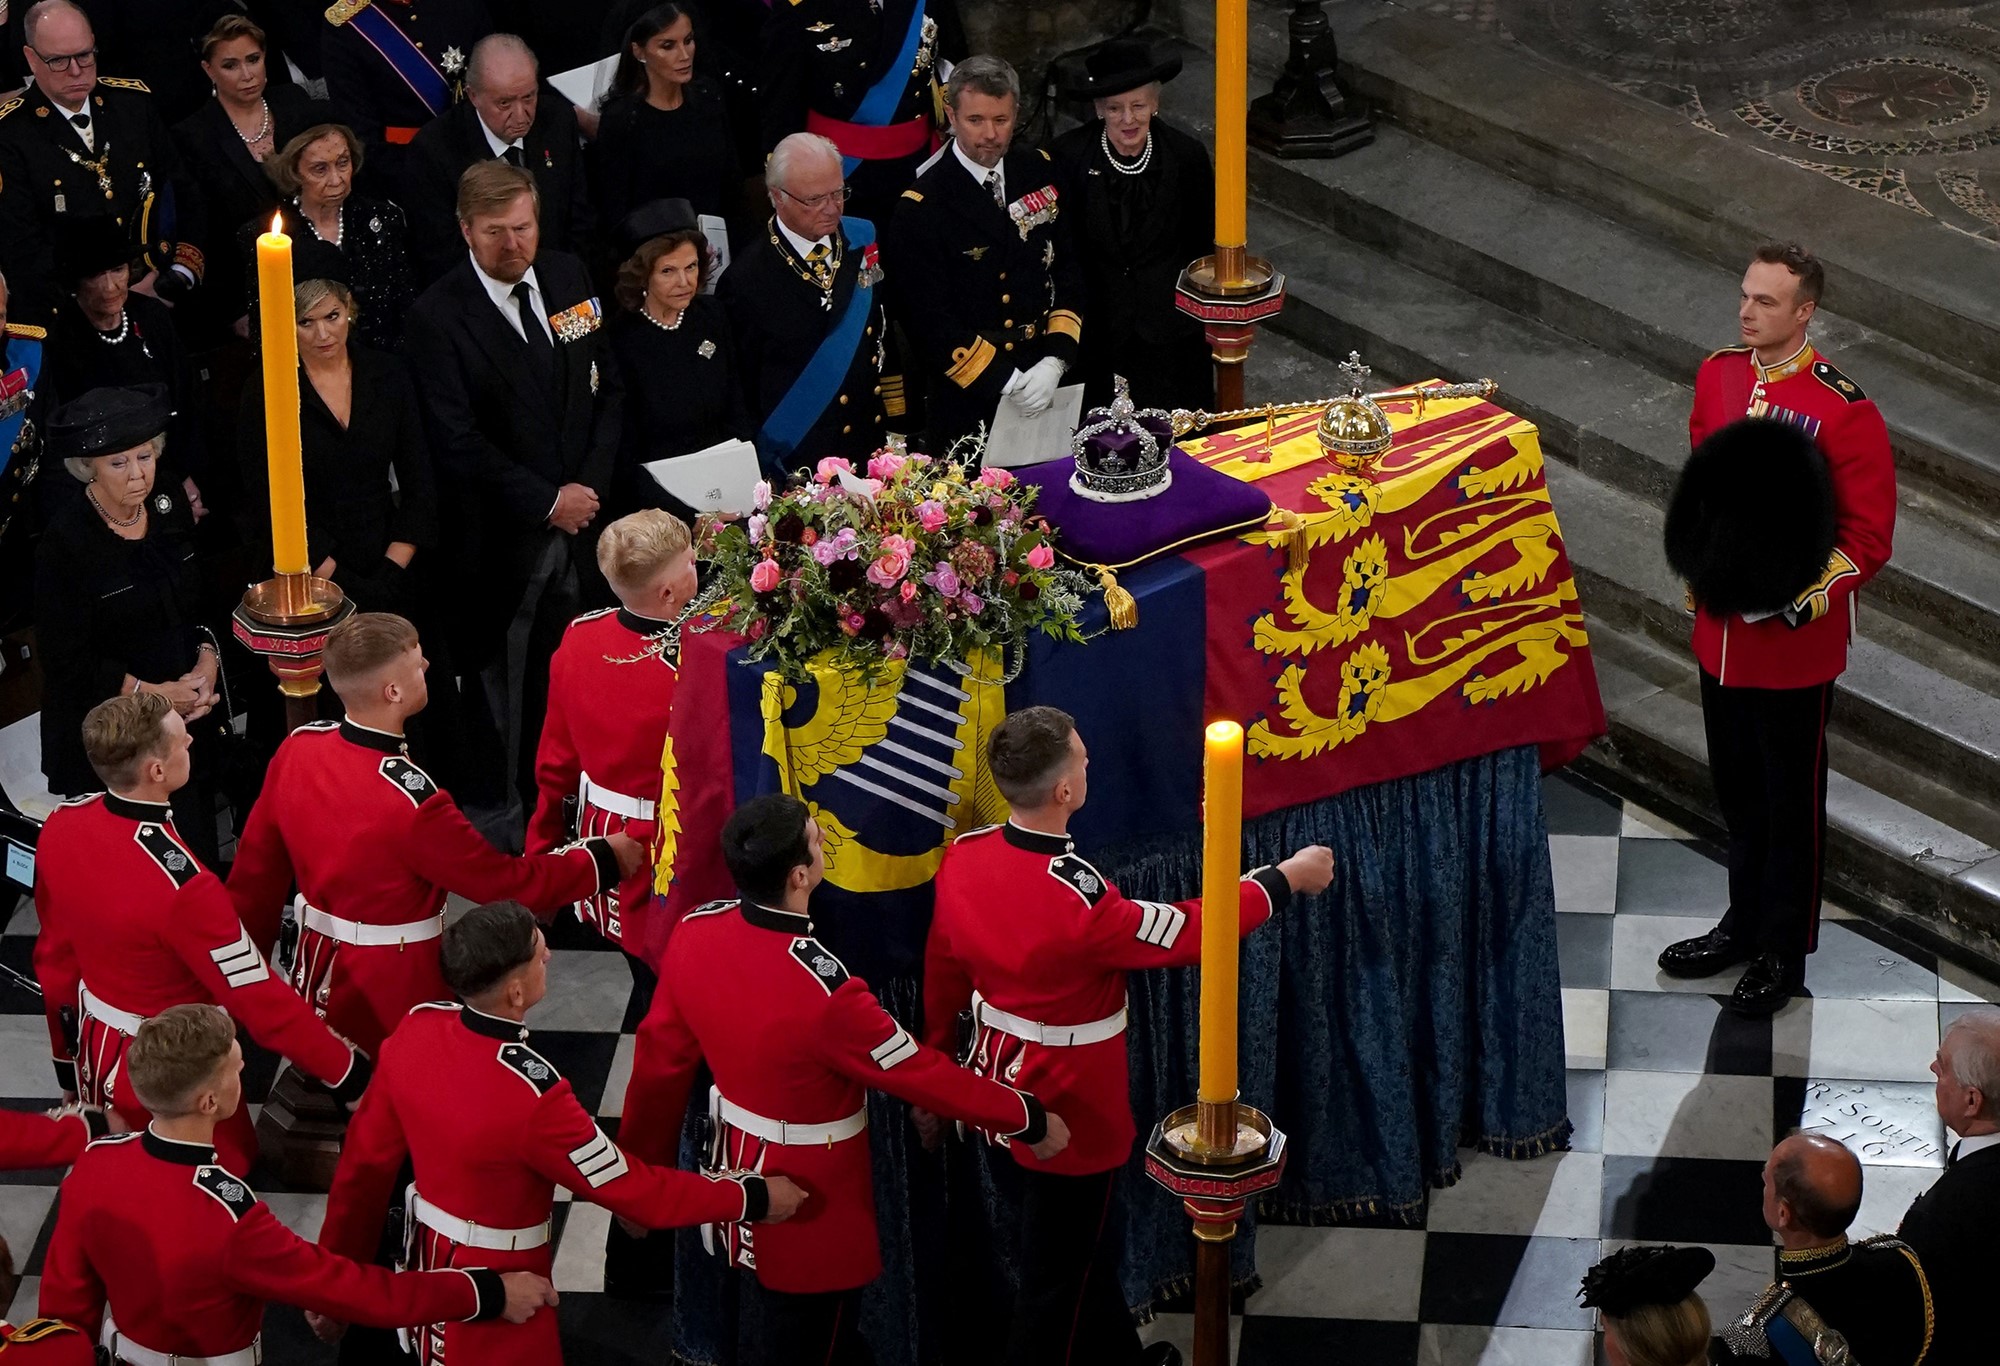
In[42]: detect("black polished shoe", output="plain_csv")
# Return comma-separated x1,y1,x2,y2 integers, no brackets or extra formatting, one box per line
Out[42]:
1141,1346,1185,1366
1657,926,1754,979
1722,952,1805,1018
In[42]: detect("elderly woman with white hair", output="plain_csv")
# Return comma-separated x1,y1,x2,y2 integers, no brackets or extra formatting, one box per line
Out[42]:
1052,38,1216,410
32,384,231,859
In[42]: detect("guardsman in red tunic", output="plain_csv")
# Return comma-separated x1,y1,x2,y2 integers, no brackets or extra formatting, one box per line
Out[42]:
228,612,642,1056
39,1004,556,1365
923,706,1333,1366
0,1105,107,1171
528,510,700,976
622,793,1071,1364
316,902,799,1365
1659,243,1897,1017
33,696,369,1174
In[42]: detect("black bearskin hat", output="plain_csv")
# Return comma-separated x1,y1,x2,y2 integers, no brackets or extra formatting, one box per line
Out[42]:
1664,417,1835,617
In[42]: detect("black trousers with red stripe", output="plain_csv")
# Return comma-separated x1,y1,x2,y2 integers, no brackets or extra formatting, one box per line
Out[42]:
1006,1168,1143,1366
1701,671,1835,968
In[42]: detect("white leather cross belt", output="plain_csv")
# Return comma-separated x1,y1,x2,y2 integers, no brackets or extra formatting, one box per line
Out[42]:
79,985,148,1036
715,1088,867,1146
580,771,654,822
973,992,1128,1047
409,1187,551,1251
298,896,445,948
102,1311,260,1366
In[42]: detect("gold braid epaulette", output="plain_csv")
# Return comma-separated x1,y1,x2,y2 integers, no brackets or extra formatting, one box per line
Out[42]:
3,322,46,340
96,76,149,93
325,0,372,25
1858,1235,1934,1365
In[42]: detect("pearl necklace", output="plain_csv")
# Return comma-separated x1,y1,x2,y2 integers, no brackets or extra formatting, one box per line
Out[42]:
87,483,141,527
94,310,131,346
235,99,271,147
1102,128,1153,176
641,304,686,332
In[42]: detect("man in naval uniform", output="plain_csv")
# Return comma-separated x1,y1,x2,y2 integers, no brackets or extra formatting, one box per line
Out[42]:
322,0,494,202
0,1,204,331
1657,242,1896,1017
0,272,48,609
759,0,963,228
882,55,1082,459
1714,1134,1933,1365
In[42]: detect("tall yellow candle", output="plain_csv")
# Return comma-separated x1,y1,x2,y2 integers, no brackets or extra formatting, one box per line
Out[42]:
256,214,308,576
1197,719,1245,1106
1214,0,1249,256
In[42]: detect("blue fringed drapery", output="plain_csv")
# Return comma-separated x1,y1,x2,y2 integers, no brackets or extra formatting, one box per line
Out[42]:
667,744,1569,1362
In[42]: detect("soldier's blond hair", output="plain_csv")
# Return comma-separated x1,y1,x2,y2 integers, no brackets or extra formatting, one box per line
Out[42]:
81,692,174,789
597,509,692,596
129,1004,237,1116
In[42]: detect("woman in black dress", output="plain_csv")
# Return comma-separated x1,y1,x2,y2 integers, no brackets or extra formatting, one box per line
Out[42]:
1052,40,1216,411
592,5,746,258
248,124,416,350
173,13,328,347
609,200,752,523
34,386,232,861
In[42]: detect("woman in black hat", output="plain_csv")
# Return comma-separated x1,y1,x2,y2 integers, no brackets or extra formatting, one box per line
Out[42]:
32,385,233,861
608,198,752,523
1052,38,1216,411
44,221,209,519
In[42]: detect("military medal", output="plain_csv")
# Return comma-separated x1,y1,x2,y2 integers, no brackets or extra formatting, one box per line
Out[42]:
548,298,604,343
440,47,466,75
816,36,852,52
1007,184,1059,241
860,242,883,289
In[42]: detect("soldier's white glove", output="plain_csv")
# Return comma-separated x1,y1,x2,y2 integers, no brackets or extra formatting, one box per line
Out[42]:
1007,356,1066,417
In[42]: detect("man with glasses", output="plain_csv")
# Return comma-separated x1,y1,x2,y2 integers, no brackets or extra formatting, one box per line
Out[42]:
0,1,205,329
722,130,903,479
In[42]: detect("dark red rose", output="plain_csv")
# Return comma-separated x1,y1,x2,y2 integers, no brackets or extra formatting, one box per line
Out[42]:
860,608,893,641
828,558,866,593
1018,581,1040,601
969,505,994,526
774,513,807,543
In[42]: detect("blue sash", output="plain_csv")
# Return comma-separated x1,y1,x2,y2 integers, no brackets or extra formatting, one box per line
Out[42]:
757,218,877,471
1765,1312,1826,1366
0,335,43,485
840,0,929,176
347,4,451,117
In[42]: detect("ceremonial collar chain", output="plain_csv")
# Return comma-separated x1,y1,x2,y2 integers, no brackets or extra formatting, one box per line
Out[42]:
770,219,841,310
1777,1237,1850,1274
61,138,114,198
1102,128,1154,176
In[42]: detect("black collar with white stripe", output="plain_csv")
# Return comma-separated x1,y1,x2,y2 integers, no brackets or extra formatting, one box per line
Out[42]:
104,792,173,823
617,608,676,635
339,719,409,754
1003,821,1073,855
461,1004,531,1042
739,897,812,934
143,1126,216,1166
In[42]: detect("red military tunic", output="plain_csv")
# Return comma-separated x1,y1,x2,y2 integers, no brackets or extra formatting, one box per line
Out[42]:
0,1319,92,1364
228,720,618,1055
622,897,1050,1294
924,822,1291,1175
1688,343,1897,689
33,794,367,1173
41,1128,503,1362
320,1002,759,1366
527,608,679,965
0,1108,99,1172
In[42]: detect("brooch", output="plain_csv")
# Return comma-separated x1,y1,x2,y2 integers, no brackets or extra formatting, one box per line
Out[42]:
1007,184,1059,241
589,360,600,395
153,493,172,514
860,242,883,289
817,36,852,51
549,297,603,344
441,46,466,76
806,19,834,30
698,339,716,360
368,215,382,234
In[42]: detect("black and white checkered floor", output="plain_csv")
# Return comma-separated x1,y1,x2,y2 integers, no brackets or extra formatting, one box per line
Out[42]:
0,768,1990,1364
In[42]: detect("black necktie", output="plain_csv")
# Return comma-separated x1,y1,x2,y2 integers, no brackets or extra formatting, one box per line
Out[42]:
504,144,525,169
512,281,553,371
1948,1140,1962,1168
983,170,1003,208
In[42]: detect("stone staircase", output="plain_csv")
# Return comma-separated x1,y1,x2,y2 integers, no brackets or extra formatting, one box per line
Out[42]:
1158,1,2000,971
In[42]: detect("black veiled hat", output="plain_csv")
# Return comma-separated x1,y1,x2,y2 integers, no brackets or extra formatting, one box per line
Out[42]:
1578,1245,1716,1317
56,218,138,286
1072,38,1182,100
616,197,702,257
48,384,172,461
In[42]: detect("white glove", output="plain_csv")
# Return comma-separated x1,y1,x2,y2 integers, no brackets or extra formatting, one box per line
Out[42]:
1009,356,1065,417
1001,368,1028,399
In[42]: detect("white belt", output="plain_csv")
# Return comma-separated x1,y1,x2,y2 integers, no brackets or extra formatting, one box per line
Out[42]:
714,1088,867,1146
102,1311,260,1366
579,771,654,822
973,992,1128,1047
79,985,148,1037
409,1187,551,1252
297,896,445,948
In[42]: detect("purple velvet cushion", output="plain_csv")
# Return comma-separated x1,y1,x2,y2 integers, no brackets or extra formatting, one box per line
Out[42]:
1017,447,1273,568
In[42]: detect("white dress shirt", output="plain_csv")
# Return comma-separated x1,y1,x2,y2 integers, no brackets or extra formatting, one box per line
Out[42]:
776,218,833,262
1952,1129,2000,1161
954,139,1003,203
479,117,525,165
471,257,553,345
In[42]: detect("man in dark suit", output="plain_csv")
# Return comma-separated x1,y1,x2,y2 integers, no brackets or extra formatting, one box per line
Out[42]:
1899,1006,2000,1366
722,131,900,480
404,33,591,281
883,55,1083,459
403,159,620,841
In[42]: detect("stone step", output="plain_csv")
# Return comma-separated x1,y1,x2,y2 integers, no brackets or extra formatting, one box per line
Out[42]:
1244,199,2000,674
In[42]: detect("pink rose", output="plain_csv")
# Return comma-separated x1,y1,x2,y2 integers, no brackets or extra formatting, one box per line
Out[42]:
900,580,919,602
923,562,962,597
885,642,910,661
977,467,1016,489
751,480,773,511
748,559,782,594
866,550,911,587
747,513,769,543
960,591,985,615
867,452,908,481
1025,542,1055,570
879,532,916,558
815,456,854,485
917,500,949,532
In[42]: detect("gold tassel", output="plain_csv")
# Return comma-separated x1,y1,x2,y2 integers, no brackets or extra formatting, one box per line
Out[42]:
1096,567,1137,630
1272,508,1310,576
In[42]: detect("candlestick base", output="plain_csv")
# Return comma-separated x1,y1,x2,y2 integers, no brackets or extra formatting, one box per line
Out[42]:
1176,256,1287,412
1248,0,1375,160
232,573,354,731
1146,1101,1287,1366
